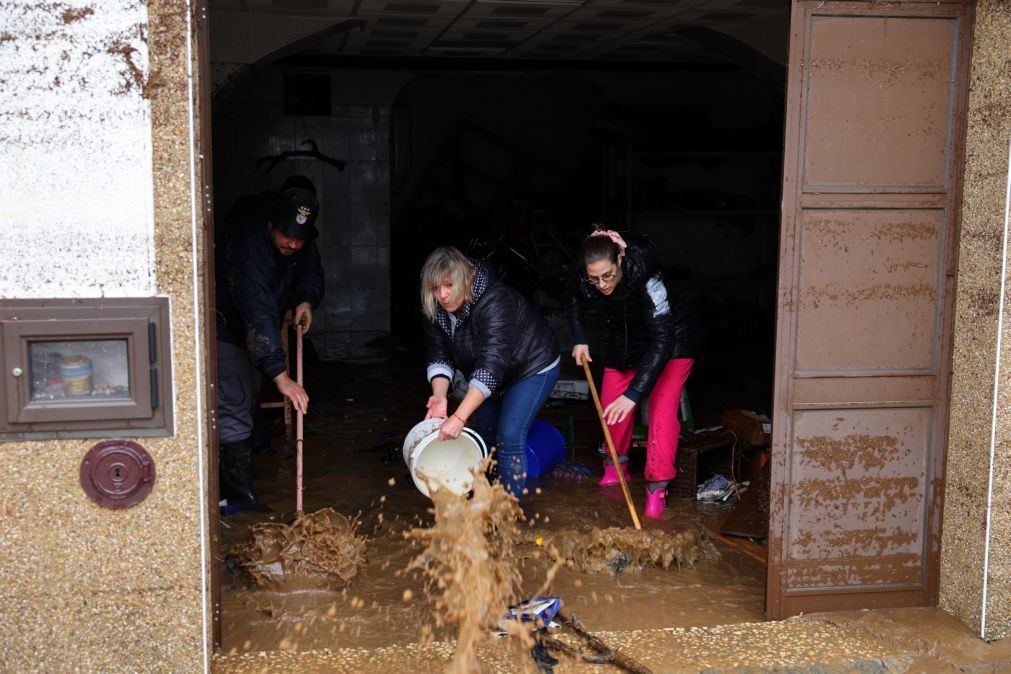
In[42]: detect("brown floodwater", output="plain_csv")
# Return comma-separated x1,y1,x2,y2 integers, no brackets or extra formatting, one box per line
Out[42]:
218,359,767,657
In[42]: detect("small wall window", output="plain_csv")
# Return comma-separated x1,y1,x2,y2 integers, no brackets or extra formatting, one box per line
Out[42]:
0,298,172,439
29,339,131,401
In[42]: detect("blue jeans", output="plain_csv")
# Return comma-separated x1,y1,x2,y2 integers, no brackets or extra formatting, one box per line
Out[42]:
473,363,560,499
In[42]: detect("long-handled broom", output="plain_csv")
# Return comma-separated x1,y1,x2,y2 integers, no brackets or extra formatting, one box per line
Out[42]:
582,359,641,530
296,322,304,515
228,321,367,591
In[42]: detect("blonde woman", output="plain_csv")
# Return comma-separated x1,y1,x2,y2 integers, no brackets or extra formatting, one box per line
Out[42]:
421,246,560,500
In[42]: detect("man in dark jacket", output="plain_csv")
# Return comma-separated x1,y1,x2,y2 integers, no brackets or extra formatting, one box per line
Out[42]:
215,176,324,512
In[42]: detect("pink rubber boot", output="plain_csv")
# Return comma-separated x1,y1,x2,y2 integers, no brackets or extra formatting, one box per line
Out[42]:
598,462,631,487
644,485,666,520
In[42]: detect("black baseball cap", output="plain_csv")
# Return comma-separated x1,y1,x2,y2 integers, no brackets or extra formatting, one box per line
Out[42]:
269,186,319,240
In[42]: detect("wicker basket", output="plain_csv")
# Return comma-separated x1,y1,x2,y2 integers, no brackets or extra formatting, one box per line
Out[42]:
670,428,738,498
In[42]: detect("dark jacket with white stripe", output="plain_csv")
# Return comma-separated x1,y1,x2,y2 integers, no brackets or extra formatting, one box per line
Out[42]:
569,244,696,403
424,261,559,397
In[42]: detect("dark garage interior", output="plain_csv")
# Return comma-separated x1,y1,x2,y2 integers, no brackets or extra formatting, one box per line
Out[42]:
208,0,790,655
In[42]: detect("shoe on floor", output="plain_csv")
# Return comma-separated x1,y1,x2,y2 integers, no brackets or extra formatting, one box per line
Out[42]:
696,473,733,501
644,485,666,520
598,462,631,487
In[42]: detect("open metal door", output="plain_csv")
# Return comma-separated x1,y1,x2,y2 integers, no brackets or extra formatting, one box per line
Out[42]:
768,0,975,618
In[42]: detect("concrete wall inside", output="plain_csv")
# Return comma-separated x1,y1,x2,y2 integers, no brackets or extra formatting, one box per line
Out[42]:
213,68,411,360
0,0,211,669
211,63,784,438
213,64,781,390
941,0,1011,643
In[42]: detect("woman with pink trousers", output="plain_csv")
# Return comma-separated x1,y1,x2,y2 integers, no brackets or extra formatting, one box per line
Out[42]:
569,228,697,520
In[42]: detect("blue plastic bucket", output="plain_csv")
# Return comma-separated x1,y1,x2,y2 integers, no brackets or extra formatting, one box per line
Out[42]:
525,419,566,480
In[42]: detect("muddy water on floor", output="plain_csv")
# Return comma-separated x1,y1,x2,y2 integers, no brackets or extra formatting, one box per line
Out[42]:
218,360,766,656
230,508,367,592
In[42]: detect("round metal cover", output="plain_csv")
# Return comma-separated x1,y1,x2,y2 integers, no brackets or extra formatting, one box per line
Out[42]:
80,440,156,509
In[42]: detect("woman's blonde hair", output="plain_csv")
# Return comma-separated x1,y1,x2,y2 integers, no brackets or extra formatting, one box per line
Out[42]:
420,246,475,320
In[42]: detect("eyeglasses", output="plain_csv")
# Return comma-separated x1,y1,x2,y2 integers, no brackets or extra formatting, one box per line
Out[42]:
584,270,617,286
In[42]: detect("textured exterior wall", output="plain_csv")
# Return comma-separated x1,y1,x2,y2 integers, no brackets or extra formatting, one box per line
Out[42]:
0,0,154,296
0,0,211,671
941,0,1011,643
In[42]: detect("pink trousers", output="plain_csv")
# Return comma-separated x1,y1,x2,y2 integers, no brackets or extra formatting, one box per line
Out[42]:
601,358,694,482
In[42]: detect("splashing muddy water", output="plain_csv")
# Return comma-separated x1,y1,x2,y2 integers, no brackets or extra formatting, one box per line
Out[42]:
549,525,720,576
405,463,530,673
230,508,367,592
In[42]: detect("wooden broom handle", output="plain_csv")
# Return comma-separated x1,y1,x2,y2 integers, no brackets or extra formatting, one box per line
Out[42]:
296,323,304,515
582,359,641,530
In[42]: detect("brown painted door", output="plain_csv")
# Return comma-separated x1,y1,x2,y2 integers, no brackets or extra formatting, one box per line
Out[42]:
194,0,222,647
767,0,975,618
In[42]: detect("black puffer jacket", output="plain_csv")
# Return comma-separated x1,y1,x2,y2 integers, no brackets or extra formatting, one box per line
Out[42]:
424,262,559,397
215,192,324,378
569,244,696,403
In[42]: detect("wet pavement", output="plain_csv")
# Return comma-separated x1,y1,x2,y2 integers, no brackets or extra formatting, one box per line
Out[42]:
214,358,1010,672
214,606,1011,673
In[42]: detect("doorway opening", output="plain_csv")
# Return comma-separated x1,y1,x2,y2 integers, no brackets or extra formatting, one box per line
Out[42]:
207,1,788,656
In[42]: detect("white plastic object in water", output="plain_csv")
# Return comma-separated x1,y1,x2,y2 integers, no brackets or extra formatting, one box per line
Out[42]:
402,418,488,498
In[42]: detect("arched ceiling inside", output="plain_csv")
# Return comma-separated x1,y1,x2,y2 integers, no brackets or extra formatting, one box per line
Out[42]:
208,0,789,69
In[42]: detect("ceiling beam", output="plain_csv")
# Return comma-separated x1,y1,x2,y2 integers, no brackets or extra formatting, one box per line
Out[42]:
276,53,741,72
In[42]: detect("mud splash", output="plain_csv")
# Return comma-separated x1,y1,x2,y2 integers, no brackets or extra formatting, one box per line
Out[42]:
405,464,526,673
229,508,367,592
548,525,719,576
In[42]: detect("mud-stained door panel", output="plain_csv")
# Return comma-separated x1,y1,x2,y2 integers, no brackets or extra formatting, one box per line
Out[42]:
786,408,931,590
803,16,958,189
768,0,973,619
796,208,944,372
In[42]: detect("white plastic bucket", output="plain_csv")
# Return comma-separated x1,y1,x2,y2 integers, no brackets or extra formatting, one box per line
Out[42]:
402,419,488,497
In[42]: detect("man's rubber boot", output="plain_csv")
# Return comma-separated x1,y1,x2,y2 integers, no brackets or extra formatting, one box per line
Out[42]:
220,438,272,513
644,485,666,520
598,461,631,487
250,407,272,456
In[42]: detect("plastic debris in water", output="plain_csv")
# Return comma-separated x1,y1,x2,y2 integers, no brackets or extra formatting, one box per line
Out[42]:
608,554,631,577
531,641,560,672
498,596,562,633
551,462,593,481
696,474,750,502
